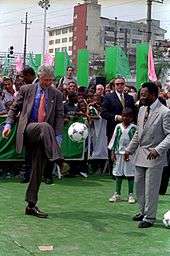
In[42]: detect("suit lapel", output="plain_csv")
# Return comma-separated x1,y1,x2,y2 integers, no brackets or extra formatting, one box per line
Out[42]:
113,92,123,109
140,101,161,136
138,107,146,135
46,87,55,121
124,94,130,109
26,84,37,117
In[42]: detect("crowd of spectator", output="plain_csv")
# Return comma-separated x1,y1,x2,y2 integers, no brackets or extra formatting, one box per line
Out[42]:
0,66,169,196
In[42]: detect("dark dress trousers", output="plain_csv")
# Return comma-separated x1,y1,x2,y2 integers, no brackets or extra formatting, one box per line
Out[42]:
6,84,64,204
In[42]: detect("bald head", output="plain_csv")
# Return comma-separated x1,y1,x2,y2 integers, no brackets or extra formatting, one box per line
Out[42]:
96,84,104,96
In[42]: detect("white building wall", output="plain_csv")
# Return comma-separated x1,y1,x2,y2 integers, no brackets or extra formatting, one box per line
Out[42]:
48,25,73,56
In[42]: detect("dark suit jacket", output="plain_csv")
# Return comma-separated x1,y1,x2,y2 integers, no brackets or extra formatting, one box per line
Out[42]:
6,84,64,153
101,91,136,139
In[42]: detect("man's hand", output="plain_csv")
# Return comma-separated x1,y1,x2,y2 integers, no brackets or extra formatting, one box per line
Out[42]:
147,148,159,160
2,127,11,139
124,151,130,161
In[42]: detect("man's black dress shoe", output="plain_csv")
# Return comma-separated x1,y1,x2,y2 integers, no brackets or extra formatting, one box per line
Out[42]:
25,206,48,218
132,213,144,221
138,221,153,228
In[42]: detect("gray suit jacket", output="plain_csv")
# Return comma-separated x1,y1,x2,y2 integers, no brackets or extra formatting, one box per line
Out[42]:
126,100,170,168
6,84,64,153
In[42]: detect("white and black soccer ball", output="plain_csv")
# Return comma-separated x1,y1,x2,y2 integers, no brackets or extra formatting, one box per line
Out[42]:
68,122,88,143
163,211,170,228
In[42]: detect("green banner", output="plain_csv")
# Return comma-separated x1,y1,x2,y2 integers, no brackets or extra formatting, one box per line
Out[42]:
0,117,24,161
54,51,65,78
2,55,10,76
105,46,130,82
65,50,71,68
105,47,118,81
0,117,85,161
77,49,89,87
61,117,85,160
118,48,131,79
28,53,42,72
136,43,149,91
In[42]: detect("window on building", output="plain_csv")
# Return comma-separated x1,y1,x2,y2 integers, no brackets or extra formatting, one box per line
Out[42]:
105,36,114,42
134,29,143,35
55,39,60,44
56,30,61,35
62,37,67,43
49,40,54,45
55,48,60,52
69,46,72,51
132,39,142,44
49,49,54,53
69,27,73,32
74,14,77,19
105,26,114,32
120,28,125,33
73,45,76,51
62,28,68,34
74,26,77,32
61,47,67,51
73,36,77,41
69,37,73,42
49,31,54,36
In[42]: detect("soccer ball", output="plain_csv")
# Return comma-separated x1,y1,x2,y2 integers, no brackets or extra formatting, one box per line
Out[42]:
163,211,170,228
68,122,88,143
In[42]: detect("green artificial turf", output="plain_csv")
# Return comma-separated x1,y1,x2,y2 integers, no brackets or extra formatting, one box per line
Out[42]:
0,176,169,256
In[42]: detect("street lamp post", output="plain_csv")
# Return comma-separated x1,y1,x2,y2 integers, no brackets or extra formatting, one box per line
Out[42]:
38,0,50,63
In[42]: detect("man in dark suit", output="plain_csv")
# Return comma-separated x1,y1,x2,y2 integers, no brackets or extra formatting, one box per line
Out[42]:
101,76,136,140
2,65,64,218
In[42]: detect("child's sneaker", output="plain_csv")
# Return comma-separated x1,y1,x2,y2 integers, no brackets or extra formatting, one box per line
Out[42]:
128,194,136,204
109,192,121,202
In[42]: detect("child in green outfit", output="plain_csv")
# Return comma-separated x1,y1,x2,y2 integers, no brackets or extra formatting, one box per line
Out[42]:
108,108,136,203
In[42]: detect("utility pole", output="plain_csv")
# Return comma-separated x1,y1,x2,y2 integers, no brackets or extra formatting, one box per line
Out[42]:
147,0,164,42
21,12,32,67
124,29,128,55
147,0,152,42
39,0,50,63
114,17,118,46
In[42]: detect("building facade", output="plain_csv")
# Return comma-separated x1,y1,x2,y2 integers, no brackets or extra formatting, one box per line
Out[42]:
48,24,73,56
48,0,166,63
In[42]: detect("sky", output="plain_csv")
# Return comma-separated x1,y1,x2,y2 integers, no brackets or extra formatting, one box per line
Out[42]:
0,0,170,53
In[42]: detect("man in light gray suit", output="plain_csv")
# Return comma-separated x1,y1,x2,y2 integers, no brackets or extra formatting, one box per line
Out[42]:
2,65,64,218
125,82,170,228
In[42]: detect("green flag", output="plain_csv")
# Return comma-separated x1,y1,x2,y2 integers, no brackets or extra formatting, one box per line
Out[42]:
77,49,89,87
65,49,71,68
2,55,10,76
136,43,149,91
28,53,42,72
118,48,131,79
54,51,65,78
0,117,24,161
105,46,131,82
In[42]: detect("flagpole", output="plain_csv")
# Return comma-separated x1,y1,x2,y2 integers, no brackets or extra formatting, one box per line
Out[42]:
38,0,50,64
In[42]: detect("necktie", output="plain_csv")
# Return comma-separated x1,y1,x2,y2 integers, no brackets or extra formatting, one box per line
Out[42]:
120,93,125,109
38,92,46,122
143,106,150,127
